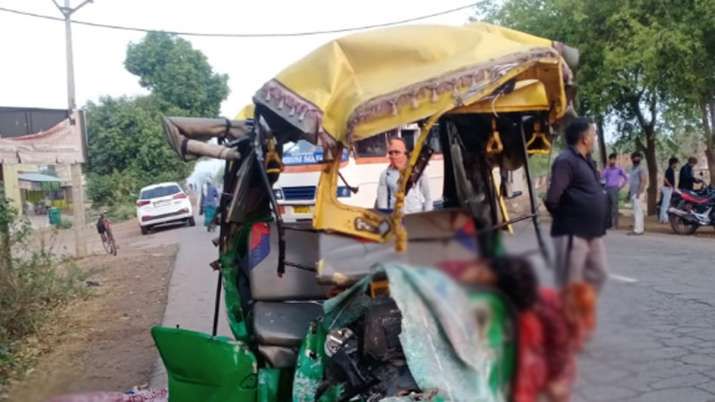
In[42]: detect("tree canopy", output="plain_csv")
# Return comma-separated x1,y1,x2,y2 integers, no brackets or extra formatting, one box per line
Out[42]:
125,32,229,117
85,33,230,205
480,0,715,213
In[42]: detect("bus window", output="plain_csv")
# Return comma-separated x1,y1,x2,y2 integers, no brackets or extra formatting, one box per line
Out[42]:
283,140,348,165
355,133,387,157
427,126,442,154
400,129,417,152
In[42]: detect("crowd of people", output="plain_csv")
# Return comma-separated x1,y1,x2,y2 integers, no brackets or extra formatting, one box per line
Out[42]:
545,117,706,292
600,151,703,235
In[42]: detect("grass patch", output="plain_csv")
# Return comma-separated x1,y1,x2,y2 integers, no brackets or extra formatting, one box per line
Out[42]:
527,153,553,179
0,202,88,389
107,202,135,222
55,220,73,230
88,201,136,224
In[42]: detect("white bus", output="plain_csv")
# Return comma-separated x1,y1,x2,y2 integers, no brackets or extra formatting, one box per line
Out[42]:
274,125,444,221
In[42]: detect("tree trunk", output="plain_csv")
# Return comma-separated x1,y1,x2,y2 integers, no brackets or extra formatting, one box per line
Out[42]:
704,101,715,185
596,115,607,168
631,95,659,216
706,148,715,185
644,128,658,215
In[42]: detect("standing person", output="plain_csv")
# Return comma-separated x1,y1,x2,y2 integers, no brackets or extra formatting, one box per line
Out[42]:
376,138,432,213
628,152,647,235
678,157,702,192
545,117,609,292
202,181,220,232
601,153,628,229
659,157,678,223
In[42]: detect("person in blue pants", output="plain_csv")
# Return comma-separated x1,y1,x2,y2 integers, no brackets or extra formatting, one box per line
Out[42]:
201,181,220,232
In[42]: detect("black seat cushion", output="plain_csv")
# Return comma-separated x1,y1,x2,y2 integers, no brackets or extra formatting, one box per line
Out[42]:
253,301,323,347
258,345,299,368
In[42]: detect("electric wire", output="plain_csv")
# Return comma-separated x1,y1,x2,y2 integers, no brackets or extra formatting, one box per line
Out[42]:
0,2,478,38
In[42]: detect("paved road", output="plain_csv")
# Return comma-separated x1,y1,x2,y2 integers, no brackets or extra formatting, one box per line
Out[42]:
126,218,231,388
150,215,715,401
508,225,715,402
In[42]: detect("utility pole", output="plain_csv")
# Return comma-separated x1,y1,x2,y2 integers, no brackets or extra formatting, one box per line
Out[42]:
53,0,93,258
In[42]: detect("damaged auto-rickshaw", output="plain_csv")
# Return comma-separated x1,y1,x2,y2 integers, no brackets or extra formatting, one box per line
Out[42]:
156,22,580,402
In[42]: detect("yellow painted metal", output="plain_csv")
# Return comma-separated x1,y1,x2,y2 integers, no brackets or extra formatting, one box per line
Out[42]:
392,111,445,252
312,147,390,242
264,138,284,175
236,104,255,120
486,119,504,156
526,121,552,155
309,60,557,244
258,22,570,244
492,169,514,235
448,79,550,115
255,22,568,145
369,279,390,298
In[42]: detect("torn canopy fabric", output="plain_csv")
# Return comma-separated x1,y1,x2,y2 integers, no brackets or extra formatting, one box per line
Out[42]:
255,22,571,147
322,264,511,402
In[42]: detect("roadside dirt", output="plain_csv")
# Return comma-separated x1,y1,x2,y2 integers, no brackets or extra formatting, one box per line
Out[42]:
615,213,715,238
2,221,179,402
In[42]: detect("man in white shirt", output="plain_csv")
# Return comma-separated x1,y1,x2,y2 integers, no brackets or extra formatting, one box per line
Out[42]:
376,137,432,213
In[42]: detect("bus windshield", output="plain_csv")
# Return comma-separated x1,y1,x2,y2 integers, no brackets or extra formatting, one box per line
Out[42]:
282,140,349,165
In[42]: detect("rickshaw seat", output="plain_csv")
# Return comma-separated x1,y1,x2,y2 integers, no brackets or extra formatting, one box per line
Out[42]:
257,345,298,368
253,301,322,346
248,222,331,301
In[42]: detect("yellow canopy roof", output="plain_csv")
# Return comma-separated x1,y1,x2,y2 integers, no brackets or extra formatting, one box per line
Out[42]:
254,22,571,146
448,79,550,114
236,104,255,120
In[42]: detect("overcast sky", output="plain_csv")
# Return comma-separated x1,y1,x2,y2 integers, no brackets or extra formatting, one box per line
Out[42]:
0,0,476,117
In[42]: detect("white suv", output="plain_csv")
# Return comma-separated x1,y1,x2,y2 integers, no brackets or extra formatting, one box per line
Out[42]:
136,182,194,235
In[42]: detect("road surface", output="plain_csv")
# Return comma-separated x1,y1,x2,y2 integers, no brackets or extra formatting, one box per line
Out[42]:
507,225,715,402
130,219,232,388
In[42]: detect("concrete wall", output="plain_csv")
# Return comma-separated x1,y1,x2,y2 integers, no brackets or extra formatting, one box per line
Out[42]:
1,163,78,213
2,163,40,212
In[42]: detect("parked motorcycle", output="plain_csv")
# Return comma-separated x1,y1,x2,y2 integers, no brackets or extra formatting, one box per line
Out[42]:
668,186,715,235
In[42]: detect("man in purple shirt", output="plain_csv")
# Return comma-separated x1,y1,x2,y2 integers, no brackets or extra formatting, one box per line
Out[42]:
601,153,628,229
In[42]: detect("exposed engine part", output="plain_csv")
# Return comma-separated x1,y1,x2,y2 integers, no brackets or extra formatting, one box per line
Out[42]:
319,295,420,402
323,326,367,395
363,295,404,362
325,328,357,357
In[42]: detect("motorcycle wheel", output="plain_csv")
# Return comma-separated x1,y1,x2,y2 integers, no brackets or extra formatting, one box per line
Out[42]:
669,200,699,235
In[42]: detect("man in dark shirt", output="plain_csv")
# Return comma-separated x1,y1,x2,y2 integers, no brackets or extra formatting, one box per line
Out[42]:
678,157,702,192
545,117,608,292
659,157,678,223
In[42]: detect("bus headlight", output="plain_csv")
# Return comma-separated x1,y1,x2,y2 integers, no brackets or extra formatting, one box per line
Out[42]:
273,189,284,200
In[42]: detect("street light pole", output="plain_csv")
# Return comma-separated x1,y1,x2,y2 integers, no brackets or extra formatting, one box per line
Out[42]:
53,0,93,258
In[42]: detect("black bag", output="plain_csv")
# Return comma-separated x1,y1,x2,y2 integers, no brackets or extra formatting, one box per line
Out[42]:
96,218,105,234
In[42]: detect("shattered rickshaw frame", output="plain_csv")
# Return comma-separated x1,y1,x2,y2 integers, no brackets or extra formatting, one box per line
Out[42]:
157,22,579,402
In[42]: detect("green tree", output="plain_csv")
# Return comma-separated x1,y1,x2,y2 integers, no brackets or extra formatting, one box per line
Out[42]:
125,32,229,117
85,96,193,204
670,0,715,183
85,32,230,205
480,0,703,214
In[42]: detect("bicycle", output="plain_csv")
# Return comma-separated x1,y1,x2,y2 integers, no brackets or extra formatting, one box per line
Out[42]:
98,216,117,256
